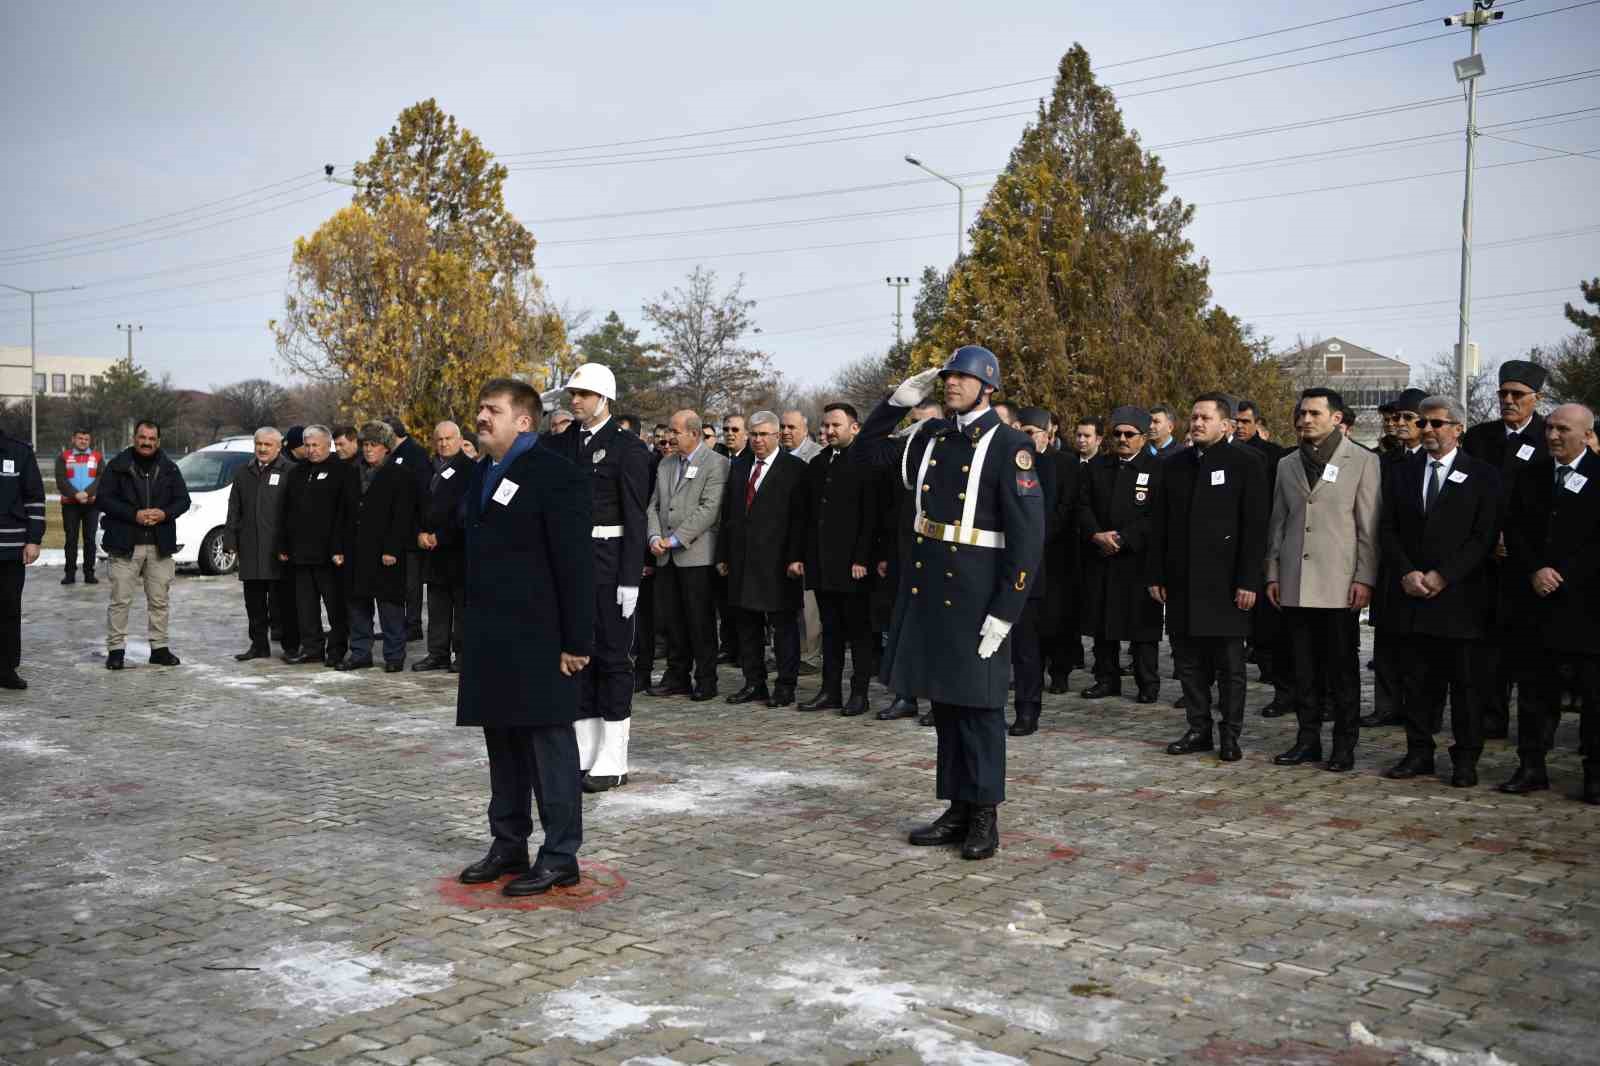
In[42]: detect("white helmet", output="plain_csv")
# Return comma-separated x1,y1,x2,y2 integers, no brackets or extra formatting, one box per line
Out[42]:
565,363,617,402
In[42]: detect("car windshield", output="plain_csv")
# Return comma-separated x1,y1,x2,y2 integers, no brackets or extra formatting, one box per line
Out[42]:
175,450,248,492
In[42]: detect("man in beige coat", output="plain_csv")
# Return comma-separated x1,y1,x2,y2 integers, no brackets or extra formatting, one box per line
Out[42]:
1265,388,1381,772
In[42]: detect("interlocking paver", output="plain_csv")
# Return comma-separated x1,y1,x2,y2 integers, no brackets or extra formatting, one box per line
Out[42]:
3,572,1597,1064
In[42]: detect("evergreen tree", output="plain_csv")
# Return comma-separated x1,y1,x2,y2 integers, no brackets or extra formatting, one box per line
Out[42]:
1551,278,1600,407
575,311,668,409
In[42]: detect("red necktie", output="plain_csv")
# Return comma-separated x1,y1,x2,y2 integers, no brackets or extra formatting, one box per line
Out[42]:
746,458,765,510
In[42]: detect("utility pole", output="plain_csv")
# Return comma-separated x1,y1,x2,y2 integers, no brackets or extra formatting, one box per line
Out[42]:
886,276,910,347
1446,0,1503,407
1,281,85,447
904,156,965,260
116,322,143,365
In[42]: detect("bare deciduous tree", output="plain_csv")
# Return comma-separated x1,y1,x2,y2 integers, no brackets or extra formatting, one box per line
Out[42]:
642,267,772,414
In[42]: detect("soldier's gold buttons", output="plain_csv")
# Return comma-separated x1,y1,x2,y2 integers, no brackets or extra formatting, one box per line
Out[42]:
944,600,952,607
915,561,922,569
911,586,920,595
962,465,970,472
922,484,931,491
929,459,938,466
957,492,966,500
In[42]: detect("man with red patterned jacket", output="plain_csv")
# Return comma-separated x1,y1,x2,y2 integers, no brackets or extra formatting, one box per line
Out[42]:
54,429,102,586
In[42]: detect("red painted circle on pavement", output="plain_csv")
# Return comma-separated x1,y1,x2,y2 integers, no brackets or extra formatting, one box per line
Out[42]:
436,860,626,912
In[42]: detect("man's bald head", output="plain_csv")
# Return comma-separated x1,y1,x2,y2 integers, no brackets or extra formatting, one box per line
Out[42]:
1546,403,1596,464
779,410,809,450
433,420,463,458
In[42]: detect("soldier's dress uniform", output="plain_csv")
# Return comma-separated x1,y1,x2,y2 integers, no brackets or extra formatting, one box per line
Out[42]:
852,347,1045,860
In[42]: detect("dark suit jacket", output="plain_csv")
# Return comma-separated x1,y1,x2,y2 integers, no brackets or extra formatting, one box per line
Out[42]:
420,451,475,584
1377,450,1501,639
1150,441,1268,639
1505,450,1600,655
389,435,433,526
1077,451,1163,642
1041,449,1080,633
346,459,417,604
802,444,876,593
719,449,808,613
280,457,358,565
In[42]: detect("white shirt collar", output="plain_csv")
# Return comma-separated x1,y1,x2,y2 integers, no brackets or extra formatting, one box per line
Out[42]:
1505,416,1533,436
1427,447,1459,471
582,415,610,436
1406,444,1423,455
956,406,989,430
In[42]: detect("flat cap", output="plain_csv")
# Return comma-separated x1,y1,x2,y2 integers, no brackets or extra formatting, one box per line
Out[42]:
1498,359,1548,392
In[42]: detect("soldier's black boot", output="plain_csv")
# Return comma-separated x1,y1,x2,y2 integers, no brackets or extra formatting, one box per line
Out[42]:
1165,727,1213,755
960,806,999,860
1008,704,1039,737
908,803,970,846
1497,757,1550,794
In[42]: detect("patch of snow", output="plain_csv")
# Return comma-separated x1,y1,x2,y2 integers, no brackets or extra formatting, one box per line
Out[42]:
595,766,863,819
249,941,453,1016
538,989,682,1043
0,737,69,756
1350,1021,1518,1066
1230,890,1482,925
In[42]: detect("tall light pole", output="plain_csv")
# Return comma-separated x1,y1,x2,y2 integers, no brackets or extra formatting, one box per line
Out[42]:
116,322,143,365
905,156,965,260
886,276,910,347
1,281,85,447
1446,0,1503,407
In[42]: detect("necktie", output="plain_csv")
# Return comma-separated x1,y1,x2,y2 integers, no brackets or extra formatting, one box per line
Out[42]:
746,458,765,509
1556,465,1572,488
580,430,592,451
1425,460,1443,514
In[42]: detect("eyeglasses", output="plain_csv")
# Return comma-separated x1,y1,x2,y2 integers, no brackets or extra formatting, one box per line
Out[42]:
1419,418,1460,429
1110,430,1142,439
1497,388,1534,400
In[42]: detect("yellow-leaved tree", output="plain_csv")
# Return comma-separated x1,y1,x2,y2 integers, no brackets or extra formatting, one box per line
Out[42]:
272,99,565,430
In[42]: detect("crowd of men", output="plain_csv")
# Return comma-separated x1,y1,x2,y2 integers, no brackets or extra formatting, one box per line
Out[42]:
2,349,1597,879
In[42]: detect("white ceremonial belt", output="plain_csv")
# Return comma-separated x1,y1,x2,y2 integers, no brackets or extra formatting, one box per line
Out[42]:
592,525,624,539
914,514,1005,549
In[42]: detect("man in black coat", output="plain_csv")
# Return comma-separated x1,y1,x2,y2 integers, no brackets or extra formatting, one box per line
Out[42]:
1500,403,1600,803
1007,408,1059,737
873,397,942,725
0,427,46,690
714,413,749,666
224,427,299,662
339,422,416,672
1044,415,1083,695
1377,397,1502,787
1461,360,1550,740
851,348,1045,861
279,426,358,667
799,403,877,716
633,444,664,692
1150,395,1269,762
719,411,808,708
385,417,433,644
413,421,475,673
1362,389,1429,729
456,378,595,897
1234,401,1292,712
1078,407,1164,703
100,421,191,670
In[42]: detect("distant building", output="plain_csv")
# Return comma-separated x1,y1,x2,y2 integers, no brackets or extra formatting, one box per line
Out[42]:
0,347,119,401
1277,337,1411,442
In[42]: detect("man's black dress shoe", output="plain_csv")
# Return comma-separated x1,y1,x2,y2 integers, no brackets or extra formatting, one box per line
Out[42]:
647,682,691,698
1135,689,1160,705
797,690,842,712
727,684,769,705
1081,681,1120,700
768,685,795,708
106,650,124,671
1325,751,1355,772
908,803,969,846
716,651,738,665
411,656,450,671
961,806,999,860
1273,742,1323,766
633,676,651,694
583,773,628,793
1359,710,1401,728
690,686,717,702
503,863,580,897
148,647,181,666
459,849,530,884
917,709,934,726
384,661,404,673
1383,753,1435,780
235,647,270,662
336,657,374,671
1218,733,1242,762
877,696,918,720
1165,729,1213,755
83,574,98,585
840,691,869,717
1260,701,1289,718
1048,675,1071,695
1008,712,1039,737
60,573,76,585
0,672,27,690
1450,765,1478,788
1497,765,1550,794
282,651,323,665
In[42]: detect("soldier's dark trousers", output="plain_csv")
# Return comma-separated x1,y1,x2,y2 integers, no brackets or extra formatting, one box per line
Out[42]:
932,704,1006,805
1400,636,1482,762
483,725,582,867
59,503,98,577
738,607,799,690
426,577,465,663
404,550,425,636
633,573,656,685
1010,600,1044,707
817,588,873,695
1519,653,1600,768
1092,638,1157,691
1174,635,1246,736
295,564,347,661
581,581,636,721
243,578,300,653
1284,607,1361,749
0,561,23,672
655,564,717,691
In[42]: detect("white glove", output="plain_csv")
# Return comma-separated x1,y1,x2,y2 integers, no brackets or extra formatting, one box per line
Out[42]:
890,367,941,407
617,585,639,619
976,614,1013,660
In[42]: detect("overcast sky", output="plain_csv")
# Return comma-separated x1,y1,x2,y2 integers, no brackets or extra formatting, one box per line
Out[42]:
1,0,1594,395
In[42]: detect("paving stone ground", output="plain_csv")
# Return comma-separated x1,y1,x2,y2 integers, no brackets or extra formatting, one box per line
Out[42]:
2,571,1597,1066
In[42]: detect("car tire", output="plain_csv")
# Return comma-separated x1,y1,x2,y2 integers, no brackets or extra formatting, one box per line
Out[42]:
197,528,237,576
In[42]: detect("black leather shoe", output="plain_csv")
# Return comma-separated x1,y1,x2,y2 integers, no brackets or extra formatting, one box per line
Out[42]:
1081,680,1120,700
1048,676,1071,695
877,697,918,720
797,690,843,712
908,803,969,846
0,671,26,690
1165,729,1214,755
1325,750,1355,773
1383,753,1435,780
234,647,271,662
60,573,76,585
768,685,795,708
917,709,935,726
282,651,323,665
459,848,530,884
1135,689,1160,705
1497,765,1550,794
105,650,125,671
324,653,343,668
406,628,424,643
1260,700,1290,718
1450,765,1478,788
840,691,869,717
384,661,404,673
726,684,770,705
690,686,718,702
1359,710,1399,727
336,657,374,671
1273,741,1323,766
503,863,580,896
647,682,691,698
582,773,628,793
1582,776,1599,805
1009,711,1039,737
83,574,98,585
448,660,460,674
633,676,651,694
961,805,999,860
411,656,450,672
148,647,181,667
1218,733,1242,762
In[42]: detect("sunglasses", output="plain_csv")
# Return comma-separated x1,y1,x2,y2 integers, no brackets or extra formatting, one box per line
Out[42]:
1497,388,1534,400
1111,430,1142,439
1419,418,1460,429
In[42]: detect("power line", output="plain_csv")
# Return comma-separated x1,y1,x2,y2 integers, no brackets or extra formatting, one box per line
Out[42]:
1211,223,1600,276
1240,284,1575,319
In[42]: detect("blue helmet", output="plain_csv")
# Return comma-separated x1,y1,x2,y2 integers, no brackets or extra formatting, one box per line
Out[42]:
940,345,1001,391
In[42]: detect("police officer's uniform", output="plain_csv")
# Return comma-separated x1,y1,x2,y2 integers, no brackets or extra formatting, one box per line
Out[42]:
0,431,47,687
852,347,1045,860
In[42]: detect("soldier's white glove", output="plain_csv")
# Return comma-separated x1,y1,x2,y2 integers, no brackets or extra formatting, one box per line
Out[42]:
976,614,1012,660
617,585,639,619
890,367,941,407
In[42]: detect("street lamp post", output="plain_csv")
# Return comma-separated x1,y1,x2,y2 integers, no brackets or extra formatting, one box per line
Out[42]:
1446,0,1503,407
904,156,965,260
0,281,85,447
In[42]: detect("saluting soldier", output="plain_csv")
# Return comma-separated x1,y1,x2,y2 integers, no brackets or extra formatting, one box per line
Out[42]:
544,364,654,792
1077,407,1165,703
851,347,1045,861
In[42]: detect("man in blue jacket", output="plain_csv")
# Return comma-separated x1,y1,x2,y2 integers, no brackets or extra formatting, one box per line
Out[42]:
99,421,190,670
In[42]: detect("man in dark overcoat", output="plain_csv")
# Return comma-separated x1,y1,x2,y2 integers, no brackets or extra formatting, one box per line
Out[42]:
224,427,299,661
385,417,434,644
872,397,942,724
413,421,475,673
719,411,808,708
1043,414,1082,696
1364,388,1429,729
851,347,1045,861
456,378,594,896
1008,408,1059,737
339,421,416,672
1078,406,1164,703
799,403,878,716
1500,403,1600,803
1377,395,1501,787
1235,400,1293,716
278,426,358,667
1150,395,1268,761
